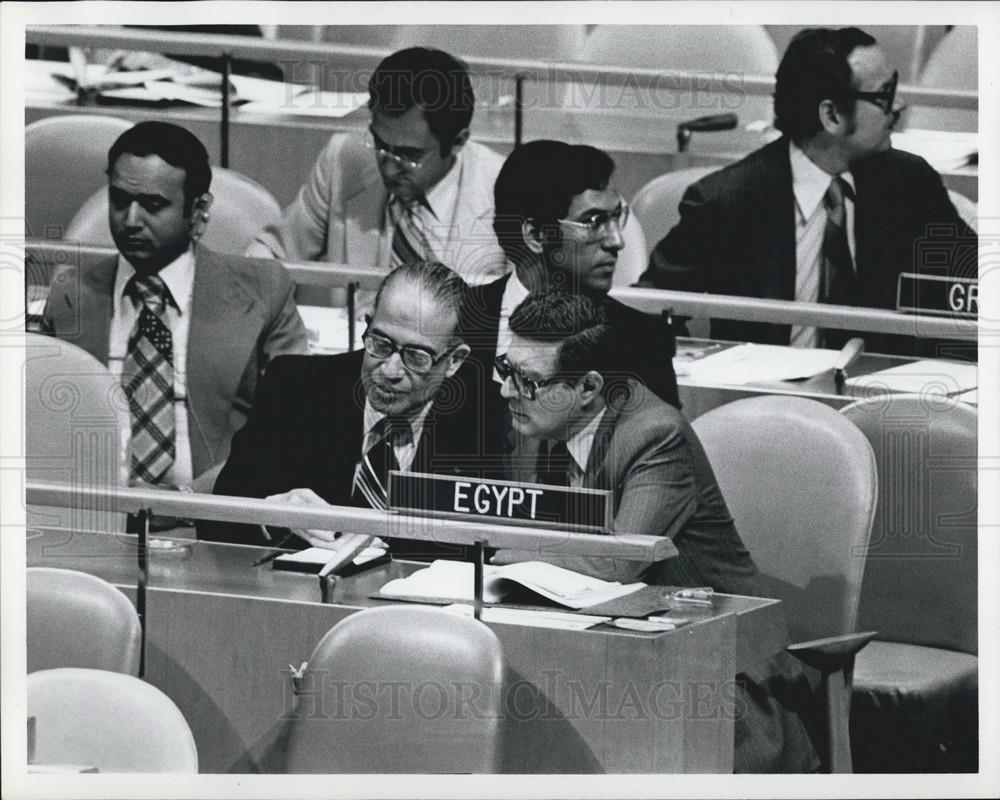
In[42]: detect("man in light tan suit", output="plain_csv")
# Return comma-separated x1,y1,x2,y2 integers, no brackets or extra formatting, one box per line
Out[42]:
247,47,508,287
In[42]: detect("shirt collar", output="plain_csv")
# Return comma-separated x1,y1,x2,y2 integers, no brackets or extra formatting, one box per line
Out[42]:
564,407,607,475
114,246,195,315
500,270,530,317
362,400,433,449
398,147,464,221
789,140,856,221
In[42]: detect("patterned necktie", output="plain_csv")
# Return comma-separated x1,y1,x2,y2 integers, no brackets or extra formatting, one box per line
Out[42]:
389,196,433,268
820,176,858,306
121,273,175,485
535,439,573,487
352,417,412,509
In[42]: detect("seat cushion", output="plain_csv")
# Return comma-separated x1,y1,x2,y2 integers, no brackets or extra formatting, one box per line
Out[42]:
850,641,978,772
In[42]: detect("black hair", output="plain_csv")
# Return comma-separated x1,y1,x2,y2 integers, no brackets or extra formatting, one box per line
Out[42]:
107,121,212,214
493,140,615,266
368,47,475,156
773,27,878,142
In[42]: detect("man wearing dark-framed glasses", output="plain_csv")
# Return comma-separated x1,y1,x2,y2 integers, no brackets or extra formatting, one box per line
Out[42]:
461,139,680,412
642,26,976,358
246,46,508,289
204,260,500,558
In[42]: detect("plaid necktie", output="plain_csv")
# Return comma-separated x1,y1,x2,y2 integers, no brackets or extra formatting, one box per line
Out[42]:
535,439,573,487
352,417,412,509
121,273,176,485
389,196,433,268
820,177,859,347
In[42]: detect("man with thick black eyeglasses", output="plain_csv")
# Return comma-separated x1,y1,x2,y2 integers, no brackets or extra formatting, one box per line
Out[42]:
461,140,680,414
202,260,500,558
246,46,507,290
641,26,976,358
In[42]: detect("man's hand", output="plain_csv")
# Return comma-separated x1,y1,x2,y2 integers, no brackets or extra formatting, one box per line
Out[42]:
264,488,340,548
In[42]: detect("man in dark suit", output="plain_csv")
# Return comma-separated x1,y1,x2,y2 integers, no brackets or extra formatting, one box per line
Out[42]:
491,290,821,773
43,121,307,489
204,260,499,557
640,27,976,357
463,140,680,409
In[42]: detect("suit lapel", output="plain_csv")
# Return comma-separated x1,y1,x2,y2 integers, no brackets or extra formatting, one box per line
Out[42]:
68,257,116,364
753,138,797,300
187,248,258,471
344,177,386,267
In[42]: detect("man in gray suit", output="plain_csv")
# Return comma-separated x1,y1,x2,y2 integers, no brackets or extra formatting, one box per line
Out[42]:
247,47,508,288
491,289,821,773
43,121,307,489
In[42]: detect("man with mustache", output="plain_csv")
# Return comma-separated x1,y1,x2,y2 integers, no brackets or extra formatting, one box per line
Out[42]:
640,27,976,356
42,121,307,490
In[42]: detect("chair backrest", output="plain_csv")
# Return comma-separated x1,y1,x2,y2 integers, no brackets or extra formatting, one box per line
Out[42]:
25,115,133,239
692,396,878,642
389,25,586,61
65,166,282,256
286,606,505,773
841,394,977,654
560,26,778,143
630,166,718,257
611,210,649,287
906,25,977,133
27,568,141,675
947,189,978,233
27,667,198,772
25,332,129,534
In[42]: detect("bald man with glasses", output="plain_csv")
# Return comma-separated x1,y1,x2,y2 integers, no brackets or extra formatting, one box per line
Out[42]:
640,26,976,357
202,260,501,558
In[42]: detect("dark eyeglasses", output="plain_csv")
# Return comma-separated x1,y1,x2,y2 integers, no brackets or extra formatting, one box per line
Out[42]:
494,354,568,400
557,201,630,240
364,129,431,171
363,330,451,374
850,70,899,114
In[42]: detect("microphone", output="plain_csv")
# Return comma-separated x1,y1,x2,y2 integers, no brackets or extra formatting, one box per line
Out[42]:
834,337,866,393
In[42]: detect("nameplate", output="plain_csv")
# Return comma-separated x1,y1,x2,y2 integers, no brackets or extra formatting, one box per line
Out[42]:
388,472,614,533
897,273,978,318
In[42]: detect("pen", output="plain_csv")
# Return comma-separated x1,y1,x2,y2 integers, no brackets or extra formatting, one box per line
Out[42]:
250,529,298,567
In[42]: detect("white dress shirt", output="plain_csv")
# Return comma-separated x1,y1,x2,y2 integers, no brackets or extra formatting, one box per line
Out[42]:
376,148,465,270
109,248,195,487
492,270,531,383
789,141,856,348
357,400,434,477
560,408,608,489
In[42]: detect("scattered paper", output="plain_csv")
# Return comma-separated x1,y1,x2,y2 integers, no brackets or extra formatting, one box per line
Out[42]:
443,603,610,631
845,359,977,396
685,343,842,385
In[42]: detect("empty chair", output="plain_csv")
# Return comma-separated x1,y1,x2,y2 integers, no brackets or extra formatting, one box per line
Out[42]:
27,568,141,675
286,606,505,773
560,26,778,144
610,211,649,288
841,394,978,772
906,26,977,133
25,115,133,240
25,332,129,534
27,667,197,772
630,166,718,257
692,395,879,772
65,166,282,256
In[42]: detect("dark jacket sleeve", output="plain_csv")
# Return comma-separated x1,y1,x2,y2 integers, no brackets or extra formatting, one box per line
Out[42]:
639,181,714,293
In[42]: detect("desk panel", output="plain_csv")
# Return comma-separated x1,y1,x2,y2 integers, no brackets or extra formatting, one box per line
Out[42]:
27,529,784,773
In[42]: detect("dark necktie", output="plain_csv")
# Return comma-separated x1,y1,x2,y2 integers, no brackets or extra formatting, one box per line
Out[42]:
535,439,573,487
820,176,858,307
819,177,860,349
389,196,432,268
121,273,175,485
352,417,412,509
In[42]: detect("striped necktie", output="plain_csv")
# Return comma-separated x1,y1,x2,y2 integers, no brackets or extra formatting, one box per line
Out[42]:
820,176,859,347
121,273,176,485
352,417,412,510
389,196,433,268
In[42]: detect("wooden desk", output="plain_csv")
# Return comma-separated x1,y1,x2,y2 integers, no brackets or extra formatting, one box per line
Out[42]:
27,529,786,773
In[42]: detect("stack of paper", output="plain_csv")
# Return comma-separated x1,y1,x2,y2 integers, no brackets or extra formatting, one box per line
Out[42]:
685,343,843,385
845,360,977,397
